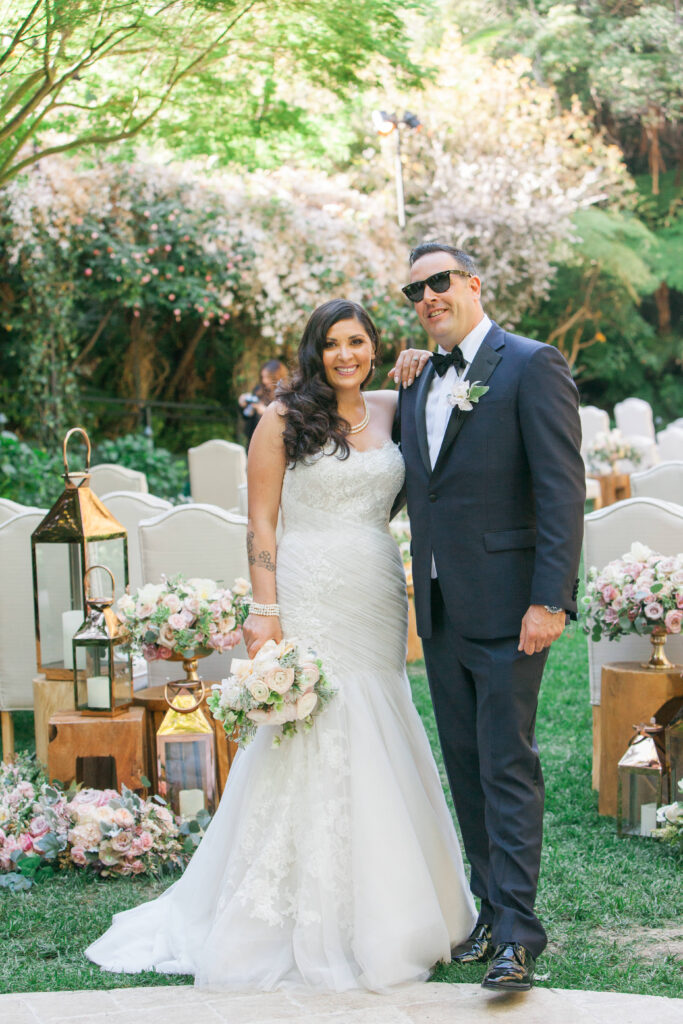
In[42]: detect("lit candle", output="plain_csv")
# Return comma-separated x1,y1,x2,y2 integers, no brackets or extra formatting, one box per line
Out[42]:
62,610,85,671
178,789,205,819
640,802,657,837
86,675,110,709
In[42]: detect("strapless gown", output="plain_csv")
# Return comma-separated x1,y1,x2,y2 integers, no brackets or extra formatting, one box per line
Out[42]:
85,440,476,991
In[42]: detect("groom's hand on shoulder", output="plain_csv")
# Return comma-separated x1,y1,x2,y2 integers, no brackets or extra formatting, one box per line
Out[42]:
388,348,432,389
518,605,565,655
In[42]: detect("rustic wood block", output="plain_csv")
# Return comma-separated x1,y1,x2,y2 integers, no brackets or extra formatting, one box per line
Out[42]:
406,583,423,664
598,662,683,817
33,674,75,767
47,707,147,793
592,705,601,792
133,685,237,797
589,472,632,509
1,711,14,761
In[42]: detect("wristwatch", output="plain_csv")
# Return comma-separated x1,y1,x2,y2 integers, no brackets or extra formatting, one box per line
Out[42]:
544,605,564,615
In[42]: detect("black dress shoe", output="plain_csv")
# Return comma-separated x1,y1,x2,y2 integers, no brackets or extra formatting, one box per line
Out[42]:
481,942,535,991
451,924,494,964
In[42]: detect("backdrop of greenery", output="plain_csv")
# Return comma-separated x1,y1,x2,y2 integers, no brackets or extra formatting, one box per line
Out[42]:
1,0,681,502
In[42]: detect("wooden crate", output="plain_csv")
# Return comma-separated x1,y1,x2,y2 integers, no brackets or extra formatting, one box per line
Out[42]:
47,707,147,792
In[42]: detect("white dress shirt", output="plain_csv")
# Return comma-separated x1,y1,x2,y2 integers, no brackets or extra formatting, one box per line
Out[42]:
425,313,492,577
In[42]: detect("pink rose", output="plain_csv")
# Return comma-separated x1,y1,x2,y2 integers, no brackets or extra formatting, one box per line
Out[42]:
157,622,176,648
131,859,146,874
142,643,161,661
168,612,188,630
70,845,87,866
110,832,132,853
113,808,135,828
645,602,664,620
300,662,320,688
677,593,683,610
603,607,619,625
19,833,34,852
162,593,182,614
139,831,153,851
28,816,50,838
601,585,618,603
184,595,202,616
157,645,172,660
665,609,682,634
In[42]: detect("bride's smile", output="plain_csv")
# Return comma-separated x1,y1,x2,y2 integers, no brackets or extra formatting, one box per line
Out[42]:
322,317,374,394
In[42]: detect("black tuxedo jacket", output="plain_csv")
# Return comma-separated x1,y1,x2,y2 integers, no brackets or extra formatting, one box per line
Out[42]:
396,322,585,639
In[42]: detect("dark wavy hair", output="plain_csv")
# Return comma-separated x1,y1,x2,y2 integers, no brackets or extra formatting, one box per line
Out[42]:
277,299,380,465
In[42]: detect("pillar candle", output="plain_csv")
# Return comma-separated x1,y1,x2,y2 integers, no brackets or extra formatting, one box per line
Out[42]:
640,802,657,837
179,789,205,819
86,675,110,709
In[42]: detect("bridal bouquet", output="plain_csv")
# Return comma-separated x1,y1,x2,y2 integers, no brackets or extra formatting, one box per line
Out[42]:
208,638,336,748
583,543,683,642
116,574,251,660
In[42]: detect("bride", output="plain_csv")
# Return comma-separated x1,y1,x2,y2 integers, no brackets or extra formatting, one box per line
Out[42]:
86,298,476,991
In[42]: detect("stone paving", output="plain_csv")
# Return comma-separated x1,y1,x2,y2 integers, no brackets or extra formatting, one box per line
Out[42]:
1,982,681,1024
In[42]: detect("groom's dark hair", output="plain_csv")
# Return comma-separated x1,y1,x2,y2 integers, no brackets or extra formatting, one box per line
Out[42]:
409,243,479,278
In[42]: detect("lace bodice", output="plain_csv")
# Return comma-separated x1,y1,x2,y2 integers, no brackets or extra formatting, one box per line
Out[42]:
280,439,405,531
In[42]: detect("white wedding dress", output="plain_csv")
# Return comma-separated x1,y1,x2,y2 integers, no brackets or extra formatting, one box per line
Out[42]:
86,440,476,991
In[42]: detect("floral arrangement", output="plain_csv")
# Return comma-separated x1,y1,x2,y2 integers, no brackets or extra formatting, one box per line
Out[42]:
208,638,336,748
656,779,683,851
116,574,251,660
0,757,191,889
585,429,642,475
583,543,683,642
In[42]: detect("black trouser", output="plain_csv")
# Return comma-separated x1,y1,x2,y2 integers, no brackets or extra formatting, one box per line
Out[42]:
422,579,548,959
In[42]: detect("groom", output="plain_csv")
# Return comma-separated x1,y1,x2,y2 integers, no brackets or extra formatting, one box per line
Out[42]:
394,243,585,991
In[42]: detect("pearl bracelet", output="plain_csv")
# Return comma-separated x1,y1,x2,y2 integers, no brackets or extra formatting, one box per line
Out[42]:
249,601,280,617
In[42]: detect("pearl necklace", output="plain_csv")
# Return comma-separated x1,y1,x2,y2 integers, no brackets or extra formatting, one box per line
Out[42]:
348,394,369,435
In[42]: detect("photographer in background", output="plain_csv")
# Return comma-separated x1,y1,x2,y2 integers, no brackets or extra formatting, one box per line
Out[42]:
238,359,288,448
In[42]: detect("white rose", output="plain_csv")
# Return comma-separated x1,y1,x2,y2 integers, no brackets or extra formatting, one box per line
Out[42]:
229,660,253,681
232,577,250,596
296,691,318,719
136,582,165,606
187,578,219,601
248,678,270,703
446,380,473,412
116,594,136,618
628,542,653,562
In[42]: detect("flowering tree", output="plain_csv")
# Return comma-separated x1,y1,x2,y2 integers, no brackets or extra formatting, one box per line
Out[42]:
0,0,422,187
0,157,412,445
370,31,628,327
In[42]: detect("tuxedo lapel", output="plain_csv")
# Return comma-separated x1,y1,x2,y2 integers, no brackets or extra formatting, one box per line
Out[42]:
432,327,504,475
414,361,434,476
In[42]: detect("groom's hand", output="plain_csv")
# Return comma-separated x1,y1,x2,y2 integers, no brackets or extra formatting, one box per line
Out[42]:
518,604,565,655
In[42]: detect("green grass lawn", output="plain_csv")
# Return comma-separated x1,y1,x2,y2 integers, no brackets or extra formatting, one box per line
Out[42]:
2,625,681,997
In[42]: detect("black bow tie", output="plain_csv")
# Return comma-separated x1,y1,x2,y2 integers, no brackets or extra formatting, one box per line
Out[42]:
431,348,466,377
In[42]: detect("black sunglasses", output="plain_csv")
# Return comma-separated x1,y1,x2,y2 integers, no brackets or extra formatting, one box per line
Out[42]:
401,268,472,303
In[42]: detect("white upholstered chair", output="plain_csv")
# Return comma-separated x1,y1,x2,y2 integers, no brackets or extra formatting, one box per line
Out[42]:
579,406,610,457
0,510,46,757
655,426,683,462
629,462,683,505
100,491,173,593
89,463,148,497
188,440,247,512
614,397,656,443
669,418,683,432
584,497,683,711
237,483,248,517
138,503,249,686
0,497,42,524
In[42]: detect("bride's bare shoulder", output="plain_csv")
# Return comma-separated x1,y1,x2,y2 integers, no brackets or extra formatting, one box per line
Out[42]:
365,390,398,411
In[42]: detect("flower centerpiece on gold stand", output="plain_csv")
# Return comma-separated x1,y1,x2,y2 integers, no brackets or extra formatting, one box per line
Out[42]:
583,543,683,670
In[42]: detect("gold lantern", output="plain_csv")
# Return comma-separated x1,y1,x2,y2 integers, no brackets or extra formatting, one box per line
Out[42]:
31,428,128,679
72,565,133,716
156,667,216,820
617,724,669,838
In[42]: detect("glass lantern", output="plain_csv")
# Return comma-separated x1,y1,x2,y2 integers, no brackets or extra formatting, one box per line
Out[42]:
157,686,216,820
31,428,128,679
73,565,133,716
665,703,683,799
617,724,669,838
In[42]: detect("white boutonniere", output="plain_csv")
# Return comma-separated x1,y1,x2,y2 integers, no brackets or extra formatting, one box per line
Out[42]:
446,379,490,412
